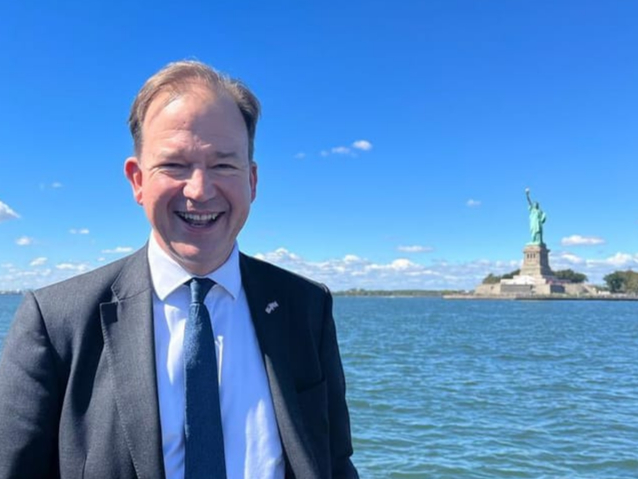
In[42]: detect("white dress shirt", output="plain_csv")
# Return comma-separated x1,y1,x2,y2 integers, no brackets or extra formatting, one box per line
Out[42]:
148,236,284,479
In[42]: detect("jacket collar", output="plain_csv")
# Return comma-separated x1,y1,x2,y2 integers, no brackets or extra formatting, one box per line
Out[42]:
100,246,166,479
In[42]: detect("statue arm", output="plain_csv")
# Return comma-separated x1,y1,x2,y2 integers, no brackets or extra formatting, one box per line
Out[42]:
525,190,532,208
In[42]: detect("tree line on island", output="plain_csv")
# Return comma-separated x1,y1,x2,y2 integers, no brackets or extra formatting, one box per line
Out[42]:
482,268,587,284
482,268,638,294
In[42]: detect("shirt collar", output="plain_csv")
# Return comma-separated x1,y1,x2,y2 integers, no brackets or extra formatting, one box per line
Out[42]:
147,234,242,301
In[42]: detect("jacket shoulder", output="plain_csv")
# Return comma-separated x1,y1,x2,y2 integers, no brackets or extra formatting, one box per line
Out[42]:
27,248,149,327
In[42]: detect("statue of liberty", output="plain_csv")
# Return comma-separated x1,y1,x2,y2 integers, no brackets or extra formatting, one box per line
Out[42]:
525,188,546,245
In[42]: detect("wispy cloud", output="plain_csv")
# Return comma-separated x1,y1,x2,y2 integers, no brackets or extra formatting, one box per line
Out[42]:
352,140,373,151
331,146,351,155
16,236,34,246
318,140,373,158
30,257,48,266
70,228,90,235
466,199,481,208
39,182,64,190
102,246,134,254
0,201,19,222
397,245,434,253
561,235,605,246
56,262,91,272
294,152,306,159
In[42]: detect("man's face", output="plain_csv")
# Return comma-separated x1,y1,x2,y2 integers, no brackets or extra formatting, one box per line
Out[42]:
125,83,257,275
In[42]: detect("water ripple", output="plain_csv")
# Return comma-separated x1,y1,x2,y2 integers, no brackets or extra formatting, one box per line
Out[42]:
337,297,638,478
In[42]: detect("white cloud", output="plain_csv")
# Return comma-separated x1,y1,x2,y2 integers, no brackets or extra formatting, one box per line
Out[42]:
318,140,373,158
70,228,90,235
101,246,134,254
352,140,373,151
253,247,515,291
0,261,95,291
294,152,306,159
331,146,351,155
16,236,34,246
555,252,584,265
56,263,91,272
466,199,481,208
0,201,19,222
251,246,638,291
593,252,638,268
549,250,638,285
561,235,605,246
397,245,434,253
51,182,63,188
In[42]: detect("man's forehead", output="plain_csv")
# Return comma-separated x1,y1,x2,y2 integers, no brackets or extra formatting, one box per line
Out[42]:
142,79,234,127
156,147,240,159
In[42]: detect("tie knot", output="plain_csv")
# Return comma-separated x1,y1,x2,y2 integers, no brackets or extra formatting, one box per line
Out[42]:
188,277,215,304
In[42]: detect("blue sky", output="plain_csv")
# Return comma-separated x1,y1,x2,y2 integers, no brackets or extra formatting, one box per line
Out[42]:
0,0,637,291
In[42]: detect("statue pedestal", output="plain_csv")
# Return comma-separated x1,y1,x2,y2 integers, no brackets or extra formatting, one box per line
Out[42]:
520,244,553,278
475,243,565,296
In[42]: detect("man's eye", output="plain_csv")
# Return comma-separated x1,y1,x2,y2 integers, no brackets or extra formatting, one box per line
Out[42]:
158,163,187,171
213,163,236,170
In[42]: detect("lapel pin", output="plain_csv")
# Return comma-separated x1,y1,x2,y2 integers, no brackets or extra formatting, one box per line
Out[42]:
265,301,279,314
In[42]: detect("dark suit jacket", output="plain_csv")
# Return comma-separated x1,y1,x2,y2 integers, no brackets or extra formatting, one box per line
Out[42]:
0,247,358,479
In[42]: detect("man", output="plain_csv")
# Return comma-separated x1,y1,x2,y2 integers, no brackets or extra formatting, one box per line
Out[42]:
0,61,358,479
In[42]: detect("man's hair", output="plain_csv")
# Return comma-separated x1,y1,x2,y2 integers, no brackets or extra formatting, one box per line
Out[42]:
128,60,261,161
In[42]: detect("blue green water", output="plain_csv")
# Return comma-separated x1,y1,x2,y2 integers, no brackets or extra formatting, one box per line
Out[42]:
2,295,637,478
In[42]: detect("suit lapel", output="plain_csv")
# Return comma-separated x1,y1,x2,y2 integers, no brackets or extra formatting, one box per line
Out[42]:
100,247,166,479
240,254,321,479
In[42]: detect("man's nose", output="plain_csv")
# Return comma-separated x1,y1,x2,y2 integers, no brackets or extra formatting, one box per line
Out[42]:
183,167,215,201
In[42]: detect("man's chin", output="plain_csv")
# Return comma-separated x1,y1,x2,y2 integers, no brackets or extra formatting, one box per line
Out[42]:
169,246,226,275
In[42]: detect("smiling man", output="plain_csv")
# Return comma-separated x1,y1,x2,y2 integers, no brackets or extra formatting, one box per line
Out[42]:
0,61,358,479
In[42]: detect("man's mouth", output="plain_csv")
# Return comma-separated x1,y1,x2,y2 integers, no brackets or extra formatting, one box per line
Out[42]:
176,212,221,227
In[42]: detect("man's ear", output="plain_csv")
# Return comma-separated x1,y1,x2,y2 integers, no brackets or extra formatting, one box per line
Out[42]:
124,157,144,205
250,161,258,202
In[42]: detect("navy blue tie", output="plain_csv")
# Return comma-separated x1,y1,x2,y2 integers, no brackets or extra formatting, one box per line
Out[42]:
184,278,227,479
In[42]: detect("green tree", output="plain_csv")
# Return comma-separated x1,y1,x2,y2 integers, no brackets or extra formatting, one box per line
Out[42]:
482,269,520,284
553,269,588,283
623,271,638,293
604,271,623,292
602,270,638,293
501,269,520,279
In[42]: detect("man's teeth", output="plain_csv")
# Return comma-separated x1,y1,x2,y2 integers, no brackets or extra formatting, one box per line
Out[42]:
179,212,219,222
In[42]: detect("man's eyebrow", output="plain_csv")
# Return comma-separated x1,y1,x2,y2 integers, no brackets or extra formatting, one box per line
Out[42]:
213,151,240,160
155,150,240,160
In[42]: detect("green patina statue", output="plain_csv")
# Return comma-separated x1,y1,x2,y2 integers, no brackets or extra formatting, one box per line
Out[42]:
525,188,546,245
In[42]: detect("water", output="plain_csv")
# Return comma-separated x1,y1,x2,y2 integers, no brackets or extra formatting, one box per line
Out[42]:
1,295,637,478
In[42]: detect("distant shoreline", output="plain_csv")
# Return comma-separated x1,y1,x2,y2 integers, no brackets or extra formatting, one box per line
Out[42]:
444,293,638,301
333,289,462,297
